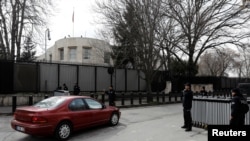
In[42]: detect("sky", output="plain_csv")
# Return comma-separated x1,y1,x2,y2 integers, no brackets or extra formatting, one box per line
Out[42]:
37,0,102,56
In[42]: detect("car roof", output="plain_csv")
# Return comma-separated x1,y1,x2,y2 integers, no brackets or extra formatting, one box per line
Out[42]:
52,95,92,100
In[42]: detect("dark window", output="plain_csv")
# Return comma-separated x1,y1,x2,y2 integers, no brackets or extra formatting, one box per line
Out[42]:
84,98,102,109
69,99,86,111
83,48,91,59
59,48,64,60
104,52,110,64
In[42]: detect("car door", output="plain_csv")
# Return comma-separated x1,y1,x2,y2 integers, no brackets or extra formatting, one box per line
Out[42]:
84,98,110,124
68,98,93,129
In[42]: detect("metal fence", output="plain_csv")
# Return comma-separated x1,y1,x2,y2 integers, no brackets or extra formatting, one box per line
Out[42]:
0,61,147,93
2,60,250,94
192,96,250,128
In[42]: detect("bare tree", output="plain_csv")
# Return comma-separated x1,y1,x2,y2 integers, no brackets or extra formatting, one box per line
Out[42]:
233,47,250,78
164,0,250,76
95,0,166,95
0,0,54,60
198,48,239,77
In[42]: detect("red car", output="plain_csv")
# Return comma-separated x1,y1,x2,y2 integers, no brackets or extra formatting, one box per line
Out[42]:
11,96,121,140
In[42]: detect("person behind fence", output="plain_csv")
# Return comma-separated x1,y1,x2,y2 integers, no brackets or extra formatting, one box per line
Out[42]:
230,88,249,126
73,83,80,95
63,83,68,91
200,86,207,96
103,85,116,106
181,82,193,132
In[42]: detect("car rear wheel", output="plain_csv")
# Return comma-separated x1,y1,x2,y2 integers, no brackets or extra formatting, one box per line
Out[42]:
55,121,72,141
110,113,119,126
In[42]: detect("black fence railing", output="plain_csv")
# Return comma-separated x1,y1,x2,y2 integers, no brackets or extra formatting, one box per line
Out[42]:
4,92,183,114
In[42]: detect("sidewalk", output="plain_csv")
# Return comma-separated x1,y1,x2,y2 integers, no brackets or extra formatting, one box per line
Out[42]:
0,106,12,115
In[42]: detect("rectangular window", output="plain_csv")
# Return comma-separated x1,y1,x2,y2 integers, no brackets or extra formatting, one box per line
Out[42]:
49,54,52,62
69,48,76,61
59,48,64,60
104,52,111,64
83,48,91,59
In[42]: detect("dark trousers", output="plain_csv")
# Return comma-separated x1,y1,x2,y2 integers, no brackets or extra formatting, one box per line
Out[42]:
109,100,115,106
183,109,192,129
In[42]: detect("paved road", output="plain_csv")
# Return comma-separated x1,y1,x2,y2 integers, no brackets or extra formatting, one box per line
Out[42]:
0,103,207,141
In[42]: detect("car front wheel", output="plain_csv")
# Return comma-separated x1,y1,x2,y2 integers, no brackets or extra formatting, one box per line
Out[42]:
55,121,72,141
110,113,119,126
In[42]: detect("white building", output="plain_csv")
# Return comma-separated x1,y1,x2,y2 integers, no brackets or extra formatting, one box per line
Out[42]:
37,37,113,66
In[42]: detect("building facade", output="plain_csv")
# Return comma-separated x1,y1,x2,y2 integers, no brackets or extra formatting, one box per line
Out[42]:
37,37,113,66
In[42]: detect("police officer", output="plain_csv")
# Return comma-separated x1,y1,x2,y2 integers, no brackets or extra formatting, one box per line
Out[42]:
104,85,116,106
230,88,246,126
73,83,80,95
63,83,68,91
181,82,193,131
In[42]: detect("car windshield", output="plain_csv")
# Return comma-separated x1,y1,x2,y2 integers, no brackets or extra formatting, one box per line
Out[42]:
33,96,67,108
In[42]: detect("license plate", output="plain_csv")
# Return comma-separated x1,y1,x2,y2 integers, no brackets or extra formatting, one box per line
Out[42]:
16,126,25,132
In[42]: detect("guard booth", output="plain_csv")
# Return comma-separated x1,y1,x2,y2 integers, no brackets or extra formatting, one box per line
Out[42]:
54,90,70,96
191,96,250,129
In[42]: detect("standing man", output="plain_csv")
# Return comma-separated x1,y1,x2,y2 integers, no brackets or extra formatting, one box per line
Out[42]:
181,82,193,131
104,85,116,106
73,83,80,95
230,88,247,126
63,83,68,91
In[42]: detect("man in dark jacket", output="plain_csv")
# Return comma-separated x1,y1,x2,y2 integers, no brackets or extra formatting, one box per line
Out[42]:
73,83,80,95
104,85,116,106
181,82,193,131
230,88,246,126
63,83,68,91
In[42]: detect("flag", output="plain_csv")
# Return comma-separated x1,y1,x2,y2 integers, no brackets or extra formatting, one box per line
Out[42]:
72,10,74,23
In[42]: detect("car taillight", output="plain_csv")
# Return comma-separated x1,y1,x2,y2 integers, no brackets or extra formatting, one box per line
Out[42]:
32,116,47,123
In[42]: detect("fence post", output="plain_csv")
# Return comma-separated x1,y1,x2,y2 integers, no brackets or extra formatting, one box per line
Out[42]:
29,95,33,105
121,93,125,106
139,92,142,105
175,94,177,102
130,92,134,105
12,96,16,113
162,92,165,103
157,91,159,103
102,94,105,104
181,93,183,101
169,93,171,102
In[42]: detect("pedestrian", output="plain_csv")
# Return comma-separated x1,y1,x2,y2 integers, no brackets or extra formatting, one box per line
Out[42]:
103,85,116,106
63,83,68,91
200,86,207,96
73,83,80,95
181,82,193,131
230,88,248,126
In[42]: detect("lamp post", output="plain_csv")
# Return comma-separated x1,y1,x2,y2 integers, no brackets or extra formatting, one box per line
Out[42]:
45,28,51,61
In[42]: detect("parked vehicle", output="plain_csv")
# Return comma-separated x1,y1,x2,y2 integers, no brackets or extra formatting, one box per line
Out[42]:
11,96,121,140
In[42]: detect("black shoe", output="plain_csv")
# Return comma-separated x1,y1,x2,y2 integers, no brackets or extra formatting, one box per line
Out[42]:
185,128,192,131
181,125,187,128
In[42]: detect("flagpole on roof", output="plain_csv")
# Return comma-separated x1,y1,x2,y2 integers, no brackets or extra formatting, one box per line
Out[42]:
72,7,74,37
